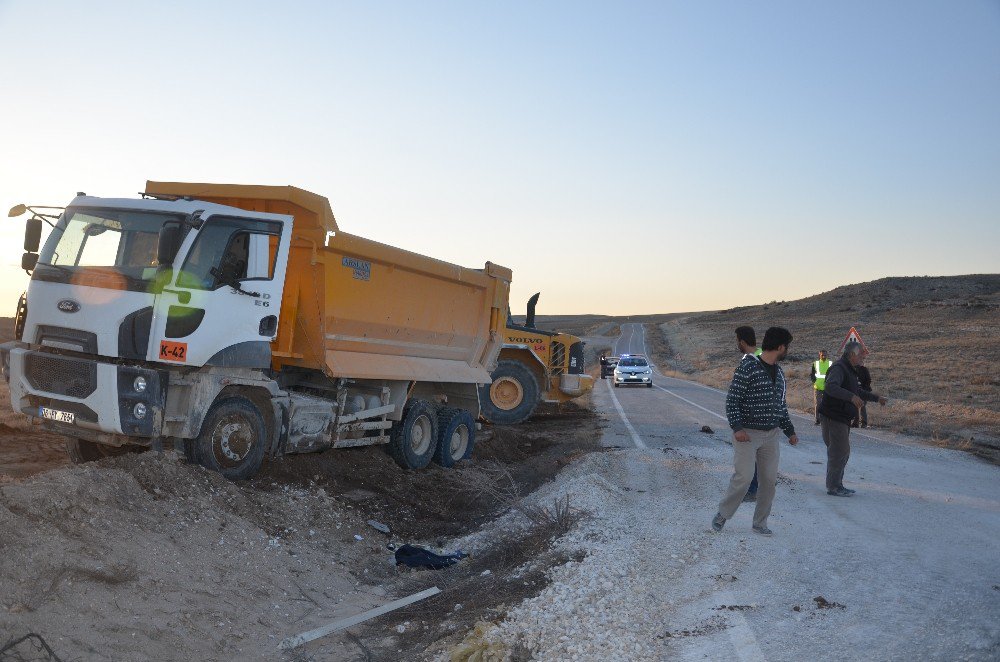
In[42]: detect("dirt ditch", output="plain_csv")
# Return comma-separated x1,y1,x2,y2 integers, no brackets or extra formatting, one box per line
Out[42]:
274,400,605,660
0,398,604,661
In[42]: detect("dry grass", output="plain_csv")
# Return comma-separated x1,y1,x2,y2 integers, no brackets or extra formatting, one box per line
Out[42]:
516,494,588,535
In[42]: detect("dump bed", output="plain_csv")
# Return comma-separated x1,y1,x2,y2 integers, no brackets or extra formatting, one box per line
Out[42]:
145,182,512,384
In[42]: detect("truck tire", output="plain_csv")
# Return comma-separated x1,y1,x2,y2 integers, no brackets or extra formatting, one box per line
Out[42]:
66,438,143,464
434,408,475,468
389,399,438,470
193,397,267,480
479,360,540,425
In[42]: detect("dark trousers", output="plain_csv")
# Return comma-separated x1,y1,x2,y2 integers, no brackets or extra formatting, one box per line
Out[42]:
820,414,851,489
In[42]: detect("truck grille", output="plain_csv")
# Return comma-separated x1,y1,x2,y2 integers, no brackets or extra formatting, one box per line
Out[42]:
551,341,566,376
25,353,97,399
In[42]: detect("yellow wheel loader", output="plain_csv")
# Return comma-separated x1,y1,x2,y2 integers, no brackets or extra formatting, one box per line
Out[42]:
479,293,595,425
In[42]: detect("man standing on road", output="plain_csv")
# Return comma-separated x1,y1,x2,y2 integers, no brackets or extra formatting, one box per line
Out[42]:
819,341,887,496
852,353,872,428
810,350,833,425
736,325,762,359
713,327,799,536
735,326,762,503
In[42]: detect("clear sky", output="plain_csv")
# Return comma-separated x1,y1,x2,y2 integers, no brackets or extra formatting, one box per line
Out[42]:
1,1,998,317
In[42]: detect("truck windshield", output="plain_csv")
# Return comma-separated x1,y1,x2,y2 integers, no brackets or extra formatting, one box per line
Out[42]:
35,208,182,289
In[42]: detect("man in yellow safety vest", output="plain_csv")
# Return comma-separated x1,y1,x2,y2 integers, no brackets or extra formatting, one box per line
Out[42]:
810,350,832,425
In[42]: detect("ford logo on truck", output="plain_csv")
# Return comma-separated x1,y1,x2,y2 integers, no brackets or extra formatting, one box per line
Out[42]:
57,299,80,313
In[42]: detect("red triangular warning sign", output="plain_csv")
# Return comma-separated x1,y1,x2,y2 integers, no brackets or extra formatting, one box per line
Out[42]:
839,327,868,354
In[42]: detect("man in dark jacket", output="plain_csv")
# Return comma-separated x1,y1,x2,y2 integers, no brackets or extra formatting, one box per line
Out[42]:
712,327,799,536
819,342,887,496
735,326,761,502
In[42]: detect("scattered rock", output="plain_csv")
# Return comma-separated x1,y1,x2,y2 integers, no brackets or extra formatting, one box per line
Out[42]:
367,519,390,534
813,595,846,609
700,426,714,434
714,604,754,611
792,605,801,612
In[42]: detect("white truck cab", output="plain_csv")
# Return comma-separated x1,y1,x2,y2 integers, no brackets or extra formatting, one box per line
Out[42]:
4,194,294,469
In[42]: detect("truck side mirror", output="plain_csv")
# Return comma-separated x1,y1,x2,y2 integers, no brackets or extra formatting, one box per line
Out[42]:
157,224,182,265
21,252,38,271
24,218,42,252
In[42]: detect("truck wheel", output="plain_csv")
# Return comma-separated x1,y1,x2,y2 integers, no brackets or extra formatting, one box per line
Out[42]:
66,438,142,464
389,400,438,470
434,408,475,468
193,397,267,480
479,360,540,425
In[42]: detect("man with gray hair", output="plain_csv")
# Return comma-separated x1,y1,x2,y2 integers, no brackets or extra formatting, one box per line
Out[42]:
818,341,887,496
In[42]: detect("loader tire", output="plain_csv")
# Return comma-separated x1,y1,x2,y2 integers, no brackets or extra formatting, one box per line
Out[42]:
66,438,143,464
434,408,475,468
389,400,438,470
193,397,267,481
479,360,540,425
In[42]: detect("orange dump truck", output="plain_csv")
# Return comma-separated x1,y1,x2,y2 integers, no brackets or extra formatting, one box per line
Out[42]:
3,182,511,478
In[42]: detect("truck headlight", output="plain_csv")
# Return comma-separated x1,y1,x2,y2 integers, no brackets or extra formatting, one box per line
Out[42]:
133,376,147,393
133,403,147,419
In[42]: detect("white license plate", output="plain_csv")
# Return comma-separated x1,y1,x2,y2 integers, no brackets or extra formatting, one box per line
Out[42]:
39,406,75,424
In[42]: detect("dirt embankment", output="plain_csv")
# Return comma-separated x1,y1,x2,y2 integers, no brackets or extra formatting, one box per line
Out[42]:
0,396,604,661
644,274,1000,456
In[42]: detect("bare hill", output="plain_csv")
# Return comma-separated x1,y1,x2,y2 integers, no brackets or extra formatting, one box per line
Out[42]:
646,274,1000,453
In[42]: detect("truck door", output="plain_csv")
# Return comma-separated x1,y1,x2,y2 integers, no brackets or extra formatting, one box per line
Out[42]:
147,211,293,368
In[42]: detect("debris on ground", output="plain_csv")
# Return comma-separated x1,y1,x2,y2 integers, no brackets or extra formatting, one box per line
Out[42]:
813,595,846,609
367,519,391,534
279,586,441,650
394,544,468,570
700,426,714,434
0,633,64,662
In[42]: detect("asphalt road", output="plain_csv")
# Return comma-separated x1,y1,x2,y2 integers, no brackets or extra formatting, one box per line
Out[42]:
586,323,1000,660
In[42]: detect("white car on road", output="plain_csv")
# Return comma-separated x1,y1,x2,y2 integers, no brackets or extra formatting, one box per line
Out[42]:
613,354,653,387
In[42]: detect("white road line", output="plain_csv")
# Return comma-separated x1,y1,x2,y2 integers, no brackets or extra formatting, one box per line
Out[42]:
605,378,647,449
717,589,766,661
653,383,727,422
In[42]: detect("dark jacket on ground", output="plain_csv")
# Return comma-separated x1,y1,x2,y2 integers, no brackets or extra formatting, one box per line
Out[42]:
725,354,795,438
819,358,879,424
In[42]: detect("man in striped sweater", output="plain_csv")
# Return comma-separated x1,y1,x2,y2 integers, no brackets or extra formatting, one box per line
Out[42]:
712,327,799,536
